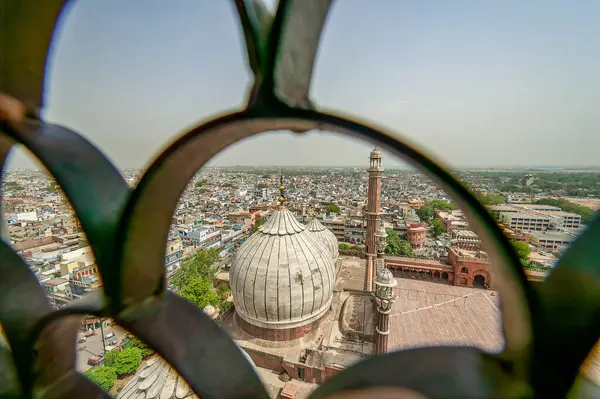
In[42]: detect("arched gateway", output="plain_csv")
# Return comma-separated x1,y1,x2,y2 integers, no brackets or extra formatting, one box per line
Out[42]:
472,270,490,289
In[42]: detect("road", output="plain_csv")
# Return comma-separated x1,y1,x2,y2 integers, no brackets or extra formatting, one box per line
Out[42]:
76,326,127,372
213,255,231,270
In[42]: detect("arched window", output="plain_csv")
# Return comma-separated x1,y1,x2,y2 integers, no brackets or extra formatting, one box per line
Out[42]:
461,267,469,274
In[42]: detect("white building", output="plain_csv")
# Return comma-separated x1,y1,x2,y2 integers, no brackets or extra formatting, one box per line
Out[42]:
490,204,582,230
175,226,221,249
530,230,578,250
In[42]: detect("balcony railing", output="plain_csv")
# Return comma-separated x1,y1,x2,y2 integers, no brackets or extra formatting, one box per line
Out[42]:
1,1,599,398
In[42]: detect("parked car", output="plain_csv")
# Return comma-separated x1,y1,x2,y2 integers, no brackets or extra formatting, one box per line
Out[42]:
105,332,115,339
77,337,86,344
109,338,117,346
87,356,103,366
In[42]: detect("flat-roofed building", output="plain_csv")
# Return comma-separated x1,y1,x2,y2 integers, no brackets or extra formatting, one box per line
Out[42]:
489,204,582,229
516,204,562,213
228,210,257,227
502,212,556,231
530,230,578,250
488,204,520,221
321,216,346,242
545,211,582,229
435,209,469,232
175,226,221,249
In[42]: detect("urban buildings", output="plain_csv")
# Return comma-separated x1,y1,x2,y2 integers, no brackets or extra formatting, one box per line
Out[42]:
489,204,582,230
4,147,598,395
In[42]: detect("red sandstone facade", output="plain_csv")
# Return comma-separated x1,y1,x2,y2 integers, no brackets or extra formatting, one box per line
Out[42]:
241,346,343,385
235,313,327,342
364,148,383,291
406,223,426,249
384,249,493,289
447,247,492,288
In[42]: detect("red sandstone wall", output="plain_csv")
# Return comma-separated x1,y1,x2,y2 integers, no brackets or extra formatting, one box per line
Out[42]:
449,248,493,287
243,347,285,373
325,365,343,380
282,361,326,384
236,313,325,341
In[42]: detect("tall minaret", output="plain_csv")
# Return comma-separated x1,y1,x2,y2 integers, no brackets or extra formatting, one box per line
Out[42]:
365,147,383,291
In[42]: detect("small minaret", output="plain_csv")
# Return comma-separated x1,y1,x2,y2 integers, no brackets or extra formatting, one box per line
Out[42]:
373,225,397,355
365,147,383,291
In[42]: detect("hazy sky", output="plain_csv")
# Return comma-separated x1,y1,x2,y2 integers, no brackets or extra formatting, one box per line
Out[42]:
9,0,600,169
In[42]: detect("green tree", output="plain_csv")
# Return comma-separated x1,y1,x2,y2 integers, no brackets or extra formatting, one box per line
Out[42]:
195,179,207,188
512,240,531,260
478,193,505,205
198,187,207,194
171,248,220,291
223,183,235,188
216,283,231,300
257,183,268,189
4,181,24,191
428,200,455,210
220,301,231,314
180,275,220,309
84,366,117,391
102,350,119,368
430,218,447,237
252,217,266,233
384,229,413,256
338,243,350,250
499,184,523,193
113,347,142,377
122,336,154,359
326,203,340,214
397,241,413,256
44,183,58,193
415,205,434,221
535,198,596,225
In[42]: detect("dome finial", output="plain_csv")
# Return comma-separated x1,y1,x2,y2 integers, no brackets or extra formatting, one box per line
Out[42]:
278,170,286,205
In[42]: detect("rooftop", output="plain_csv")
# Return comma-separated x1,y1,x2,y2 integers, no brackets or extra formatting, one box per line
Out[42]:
43,277,69,287
505,212,554,219
488,205,519,211
530,230,578,241
452,230,479,239
388,278,503,354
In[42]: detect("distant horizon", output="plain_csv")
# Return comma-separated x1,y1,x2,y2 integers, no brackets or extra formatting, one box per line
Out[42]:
7,164,600,172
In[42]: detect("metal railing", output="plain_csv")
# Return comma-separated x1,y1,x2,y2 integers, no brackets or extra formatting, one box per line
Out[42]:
1,1,599,398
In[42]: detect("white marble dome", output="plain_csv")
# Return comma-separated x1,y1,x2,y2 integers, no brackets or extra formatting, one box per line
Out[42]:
305,218,339,262
230,206,335,330
117,350,257,399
